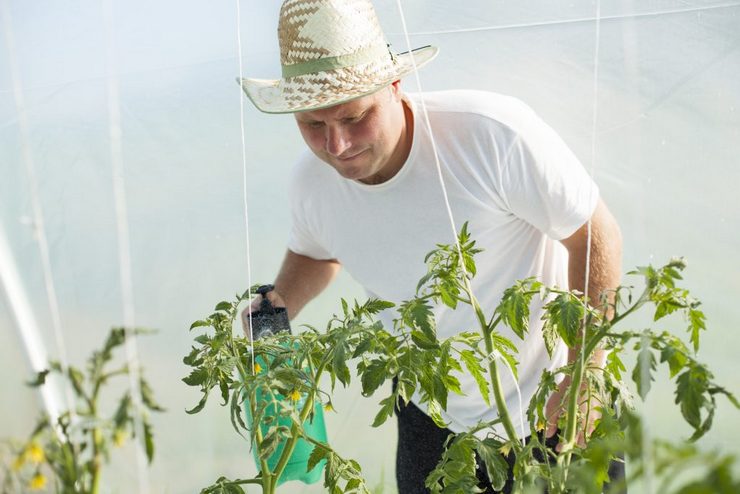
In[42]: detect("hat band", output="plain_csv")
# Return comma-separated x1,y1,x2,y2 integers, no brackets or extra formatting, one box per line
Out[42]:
281,43,391,78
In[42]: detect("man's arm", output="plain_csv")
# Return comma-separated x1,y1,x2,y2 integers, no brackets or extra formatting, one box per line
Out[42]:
545,198,623,443
241,250,341,334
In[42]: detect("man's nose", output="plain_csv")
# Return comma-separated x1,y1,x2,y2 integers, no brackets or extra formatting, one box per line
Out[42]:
325,126,351,157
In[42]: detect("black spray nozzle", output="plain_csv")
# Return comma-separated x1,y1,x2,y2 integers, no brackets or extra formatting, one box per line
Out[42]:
250,285,291,340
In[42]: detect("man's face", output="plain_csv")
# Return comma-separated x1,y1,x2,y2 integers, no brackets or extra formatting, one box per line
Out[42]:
294,82,411,185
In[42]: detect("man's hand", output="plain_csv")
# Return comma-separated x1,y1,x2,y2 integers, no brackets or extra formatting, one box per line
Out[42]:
545,375,602,451
241,289,286,340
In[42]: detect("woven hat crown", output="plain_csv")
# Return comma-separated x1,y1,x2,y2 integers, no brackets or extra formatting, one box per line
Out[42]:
279,0,386,68
238,0,438,113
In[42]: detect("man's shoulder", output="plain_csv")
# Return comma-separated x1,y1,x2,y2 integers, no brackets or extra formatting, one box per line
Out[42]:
409,89,552,142
409,89,533,120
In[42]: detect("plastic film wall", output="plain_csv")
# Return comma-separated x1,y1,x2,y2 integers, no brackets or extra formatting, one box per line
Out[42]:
1,0,738,492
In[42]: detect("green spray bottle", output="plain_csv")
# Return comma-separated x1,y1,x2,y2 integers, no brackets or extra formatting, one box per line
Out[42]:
244,285,327,486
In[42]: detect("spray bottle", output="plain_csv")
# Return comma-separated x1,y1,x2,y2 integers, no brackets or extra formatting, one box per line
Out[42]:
244,285,327,486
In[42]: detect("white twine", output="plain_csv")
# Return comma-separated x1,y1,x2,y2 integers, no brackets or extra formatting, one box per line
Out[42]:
235,0,257,374
101,0,150,491
394,0,528,446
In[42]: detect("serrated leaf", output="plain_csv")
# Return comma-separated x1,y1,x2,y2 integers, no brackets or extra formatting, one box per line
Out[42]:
426,399,448,428
215,301,232,312
675,366,709,430
476,438,509,491
659,341,688,378
460,350,490,406
372,395,396,427
632,346,656,400
606,350,626,381
552,294,584,348
410,330,439,350
363,298,395,314
307,443,329,472
183,368,209,387
541,319,559,358
497,287,530,339
688,308,706,352
229,390,248,438
360,359,388,396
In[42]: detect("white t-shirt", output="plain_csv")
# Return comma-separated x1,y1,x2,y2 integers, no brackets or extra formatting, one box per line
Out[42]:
287,90,599,437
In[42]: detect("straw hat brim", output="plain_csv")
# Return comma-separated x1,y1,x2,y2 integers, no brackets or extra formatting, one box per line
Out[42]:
238,45,438,114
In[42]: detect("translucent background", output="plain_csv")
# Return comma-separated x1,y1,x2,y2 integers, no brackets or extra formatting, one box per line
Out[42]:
1,0,738,492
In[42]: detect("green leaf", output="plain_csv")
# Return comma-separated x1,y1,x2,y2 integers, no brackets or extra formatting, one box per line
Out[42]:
183,368,209,387
360,359,388,396
186,393,209,415
190,320,210,330
411,330,439,350
68,366,86,398
675,366,709,430
229,390,248,438
215,301,232,312
476,437,509,491
28,369,50,387
659,338,689,378
606,350,626,381
114,393,132,428
541,319,559,358
363,298,395,314
371,395,396,428
688,308,706,352
549,293,584,348
632,345,656,400
496,286,531,339
460,350,490,406
307,443,329,472
140,377,165,411
143,418,155,463
100,328,127,361
426,399,448,428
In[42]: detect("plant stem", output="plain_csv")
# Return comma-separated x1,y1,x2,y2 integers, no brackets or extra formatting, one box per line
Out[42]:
231,333,273,493
464,279,521,452
90,427,102,494
271,360,327,483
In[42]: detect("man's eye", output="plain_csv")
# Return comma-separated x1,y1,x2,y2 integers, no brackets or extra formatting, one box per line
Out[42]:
307,122,324,129
344,114,365,124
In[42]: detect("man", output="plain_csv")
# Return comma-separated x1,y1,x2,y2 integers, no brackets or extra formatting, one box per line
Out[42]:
240,0,623,492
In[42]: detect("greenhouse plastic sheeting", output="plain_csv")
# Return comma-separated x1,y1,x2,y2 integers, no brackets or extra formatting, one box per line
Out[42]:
1,0,738,492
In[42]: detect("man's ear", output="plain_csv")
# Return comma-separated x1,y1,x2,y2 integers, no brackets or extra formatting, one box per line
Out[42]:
389,80,402,100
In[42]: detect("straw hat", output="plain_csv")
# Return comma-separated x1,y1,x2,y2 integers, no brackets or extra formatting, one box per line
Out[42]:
238,0,438,114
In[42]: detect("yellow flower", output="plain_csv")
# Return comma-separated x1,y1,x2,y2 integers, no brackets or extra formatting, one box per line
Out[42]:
536,420,546,432
323,402,334,413
26,443,45,464
289,389,301,402
499,442,512,457
28,473,47,490
253,363,262,373
113,429,127,447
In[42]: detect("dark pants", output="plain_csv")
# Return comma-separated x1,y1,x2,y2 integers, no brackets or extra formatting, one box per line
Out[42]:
395,397,626,493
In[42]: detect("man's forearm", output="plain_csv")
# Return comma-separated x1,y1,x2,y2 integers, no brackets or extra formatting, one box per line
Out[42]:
561,199,623,363
272,249,341,320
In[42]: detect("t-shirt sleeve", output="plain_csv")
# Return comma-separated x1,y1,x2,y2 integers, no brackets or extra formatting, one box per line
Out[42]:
498,106,599,240
286,158,335,260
